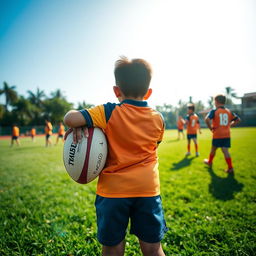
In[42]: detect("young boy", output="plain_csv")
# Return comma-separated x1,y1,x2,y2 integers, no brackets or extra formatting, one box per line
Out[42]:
10,124,20,146
45,119,53,147
177,116,185,140
204,94,240,173
185,104,201,156
64,57,167,256
31,127,36,142
55,122,65,145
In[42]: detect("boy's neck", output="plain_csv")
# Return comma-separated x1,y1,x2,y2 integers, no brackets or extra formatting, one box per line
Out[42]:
120,96,145,102
215,103,225,108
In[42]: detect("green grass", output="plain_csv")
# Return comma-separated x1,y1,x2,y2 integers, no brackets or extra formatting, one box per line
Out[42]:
0,128,255,255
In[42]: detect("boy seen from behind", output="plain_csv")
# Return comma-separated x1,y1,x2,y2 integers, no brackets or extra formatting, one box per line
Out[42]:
177,116,185,140
185,104,201,156
204,94,240,173
45,120,53,147
11,124,20,146
64,57,167,256
55,122,65,145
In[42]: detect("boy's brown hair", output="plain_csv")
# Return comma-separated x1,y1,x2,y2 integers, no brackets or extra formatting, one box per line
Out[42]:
214,94,226,104
114,56,152,98
187,103,195,111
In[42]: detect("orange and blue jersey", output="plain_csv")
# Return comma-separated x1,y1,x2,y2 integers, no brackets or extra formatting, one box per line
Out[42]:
186,113,200,135
206,107,238,139
12,126,19,137
45,122,53,135
58,124,65,135
79,99,165,198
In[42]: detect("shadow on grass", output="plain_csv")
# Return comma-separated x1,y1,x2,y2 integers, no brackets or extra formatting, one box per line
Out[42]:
207,167,244,201
170,156,196,171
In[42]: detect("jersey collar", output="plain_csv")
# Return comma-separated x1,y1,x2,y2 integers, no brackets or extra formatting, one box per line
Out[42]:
121,99,148,107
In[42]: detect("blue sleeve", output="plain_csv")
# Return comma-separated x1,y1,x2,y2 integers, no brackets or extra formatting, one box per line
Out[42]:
79,109,94,127
206,109,215,119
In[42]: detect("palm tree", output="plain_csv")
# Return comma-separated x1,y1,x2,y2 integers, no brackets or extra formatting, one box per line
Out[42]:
77,101,95,110
13,96,34,125
27,88,45,124
27,87,45,107
0,82,18,111
225,86,238,106
50,89,66,99
208,96,214,108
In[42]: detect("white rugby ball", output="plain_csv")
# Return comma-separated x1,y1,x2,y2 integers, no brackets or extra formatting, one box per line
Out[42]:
63,127,107,184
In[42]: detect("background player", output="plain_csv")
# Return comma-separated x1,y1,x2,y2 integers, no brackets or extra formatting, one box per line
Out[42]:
204,94,240,173
45,119,53,147
55,122,65,145
10,124,20,146
177,116,185,140
30,127,36,142
185,104,201,156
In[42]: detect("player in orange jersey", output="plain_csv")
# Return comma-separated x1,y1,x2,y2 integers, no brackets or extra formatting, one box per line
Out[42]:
55,122,65,145
10,124,20,146
30,127,36,142
185,104,201,156
177,116,185,140
204,94,240,173
64,57,167,256
45,120,53,147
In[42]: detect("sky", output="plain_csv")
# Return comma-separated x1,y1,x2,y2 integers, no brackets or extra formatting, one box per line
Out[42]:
0,0,255,108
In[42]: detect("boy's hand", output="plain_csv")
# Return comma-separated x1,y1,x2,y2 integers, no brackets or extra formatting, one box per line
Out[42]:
64,127,89,144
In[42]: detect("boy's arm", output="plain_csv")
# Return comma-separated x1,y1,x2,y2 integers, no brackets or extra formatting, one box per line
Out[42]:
197,120,202,134
64,110,88,144
64,110,87,128
230,116,241,127
205,117,213,132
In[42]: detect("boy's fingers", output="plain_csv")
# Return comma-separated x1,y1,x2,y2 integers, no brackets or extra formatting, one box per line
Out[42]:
76,127,83,143
72,128,78,144
84,127,89,138
64,128,73,140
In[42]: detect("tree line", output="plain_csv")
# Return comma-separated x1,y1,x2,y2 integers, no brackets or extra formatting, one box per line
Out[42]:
0,81,239,128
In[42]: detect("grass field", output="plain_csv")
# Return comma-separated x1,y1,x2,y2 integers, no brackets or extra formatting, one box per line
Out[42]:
0,128,255,256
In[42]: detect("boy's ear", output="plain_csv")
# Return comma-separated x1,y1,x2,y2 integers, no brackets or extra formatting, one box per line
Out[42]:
113,86,122,98
143,88,152,100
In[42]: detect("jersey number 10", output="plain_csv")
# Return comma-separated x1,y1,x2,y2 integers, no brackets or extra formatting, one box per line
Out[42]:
219,113,228,126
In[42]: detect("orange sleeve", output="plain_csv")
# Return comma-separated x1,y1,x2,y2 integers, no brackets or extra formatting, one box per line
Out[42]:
81,105,107,129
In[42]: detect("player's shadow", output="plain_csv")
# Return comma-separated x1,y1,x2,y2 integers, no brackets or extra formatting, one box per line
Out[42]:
206,167,244,201
170,156,196,171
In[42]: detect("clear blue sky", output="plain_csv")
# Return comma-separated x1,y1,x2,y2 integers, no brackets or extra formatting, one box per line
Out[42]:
0,0,255,108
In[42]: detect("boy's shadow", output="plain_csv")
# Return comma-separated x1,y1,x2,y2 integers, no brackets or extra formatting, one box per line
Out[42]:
171,156,196,171
207,167,244,201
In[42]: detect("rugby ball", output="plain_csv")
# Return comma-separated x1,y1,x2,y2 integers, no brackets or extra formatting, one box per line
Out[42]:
63,127,107,184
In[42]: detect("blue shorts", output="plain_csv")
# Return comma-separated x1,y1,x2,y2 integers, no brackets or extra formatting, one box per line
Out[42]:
95,195,168,246
187,134,197,140
212,138,231,148
12,136,18,140
46,134,51,139
178,129,183,132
